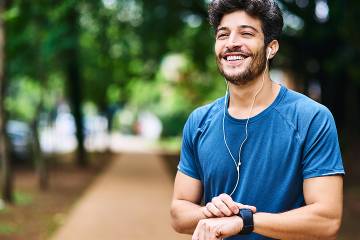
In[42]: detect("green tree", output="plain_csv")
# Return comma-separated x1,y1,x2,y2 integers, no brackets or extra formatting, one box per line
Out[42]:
63,1,87,167
0,0,13,203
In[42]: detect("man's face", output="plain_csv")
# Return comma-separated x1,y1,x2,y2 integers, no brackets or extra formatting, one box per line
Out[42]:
215,11,267,85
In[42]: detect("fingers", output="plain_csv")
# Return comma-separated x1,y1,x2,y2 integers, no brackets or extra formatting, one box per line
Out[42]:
218,193,240,214
205,193,257,219
193,219,223,240
201,206,214,218
210,194,234,216
206,202,225,217
199,221,205,240
192,221,200,240
192,216,241,240
206,193,257,218
205,223,213,240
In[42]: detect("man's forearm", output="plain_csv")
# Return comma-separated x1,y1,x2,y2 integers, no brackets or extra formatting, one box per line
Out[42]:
170,199,206,234
253,203,342,240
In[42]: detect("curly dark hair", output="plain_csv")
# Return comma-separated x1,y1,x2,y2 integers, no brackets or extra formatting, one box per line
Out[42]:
208,0,283,45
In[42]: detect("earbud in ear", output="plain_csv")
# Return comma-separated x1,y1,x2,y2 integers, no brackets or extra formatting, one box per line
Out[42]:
267,48,272,60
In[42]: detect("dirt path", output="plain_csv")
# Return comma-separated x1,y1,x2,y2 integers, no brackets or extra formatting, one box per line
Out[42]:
50,152,189,240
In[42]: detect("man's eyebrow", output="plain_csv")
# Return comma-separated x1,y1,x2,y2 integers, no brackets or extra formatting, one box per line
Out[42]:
239,24,260,33
216,26,228,33
216,25,259,33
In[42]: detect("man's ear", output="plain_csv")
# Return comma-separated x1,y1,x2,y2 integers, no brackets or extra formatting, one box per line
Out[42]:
267,40,279,60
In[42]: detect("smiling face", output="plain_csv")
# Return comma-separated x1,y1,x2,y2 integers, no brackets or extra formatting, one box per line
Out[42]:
215,10,267,85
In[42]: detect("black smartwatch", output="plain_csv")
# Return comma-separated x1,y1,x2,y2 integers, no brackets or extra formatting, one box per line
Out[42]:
238,208,254,234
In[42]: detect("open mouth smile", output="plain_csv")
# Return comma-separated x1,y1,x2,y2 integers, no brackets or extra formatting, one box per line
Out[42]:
222,52,251,64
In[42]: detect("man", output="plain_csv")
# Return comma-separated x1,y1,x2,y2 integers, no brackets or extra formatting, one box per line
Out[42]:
170,0,345,239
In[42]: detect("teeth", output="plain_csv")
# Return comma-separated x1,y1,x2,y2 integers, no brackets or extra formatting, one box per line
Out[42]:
226,55,245,61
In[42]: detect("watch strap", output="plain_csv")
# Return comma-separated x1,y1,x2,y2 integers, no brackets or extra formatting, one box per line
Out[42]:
238,208,254,234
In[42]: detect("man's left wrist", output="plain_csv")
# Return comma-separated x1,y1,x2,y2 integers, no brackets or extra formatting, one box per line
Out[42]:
235,215,244,233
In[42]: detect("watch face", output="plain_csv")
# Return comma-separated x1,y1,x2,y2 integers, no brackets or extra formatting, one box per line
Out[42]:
240,208,253,215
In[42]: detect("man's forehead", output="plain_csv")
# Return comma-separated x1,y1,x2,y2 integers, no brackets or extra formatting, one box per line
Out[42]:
217,11,262,32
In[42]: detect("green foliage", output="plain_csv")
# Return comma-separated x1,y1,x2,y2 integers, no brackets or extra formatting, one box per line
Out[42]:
157,136,182,152
2,5,19,21
0,223,18,235
3,0,360,137
14,191,33,206
5,73,64,122
127,78,161,109
5,76,41,121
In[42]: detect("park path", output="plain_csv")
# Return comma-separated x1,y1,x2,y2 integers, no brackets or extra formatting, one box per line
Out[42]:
50,149,189,240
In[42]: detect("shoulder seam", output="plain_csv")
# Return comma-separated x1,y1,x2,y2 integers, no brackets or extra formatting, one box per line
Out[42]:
189,99,223,144
199,99,223,133
273,107,302,142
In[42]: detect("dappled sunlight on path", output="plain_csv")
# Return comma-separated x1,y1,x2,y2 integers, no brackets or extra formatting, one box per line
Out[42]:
50,153,188,240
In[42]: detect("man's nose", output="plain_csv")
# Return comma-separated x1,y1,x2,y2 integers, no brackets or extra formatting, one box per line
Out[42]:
226,33,242,50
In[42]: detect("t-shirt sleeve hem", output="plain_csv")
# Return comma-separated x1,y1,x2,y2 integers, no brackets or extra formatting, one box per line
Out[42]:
303,169,345,179
177,165,201,180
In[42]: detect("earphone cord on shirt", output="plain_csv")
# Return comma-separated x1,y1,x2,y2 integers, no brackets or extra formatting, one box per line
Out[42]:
223,60,269,197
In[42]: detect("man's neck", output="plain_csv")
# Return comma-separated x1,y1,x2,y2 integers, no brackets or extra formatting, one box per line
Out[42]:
227,74,280,119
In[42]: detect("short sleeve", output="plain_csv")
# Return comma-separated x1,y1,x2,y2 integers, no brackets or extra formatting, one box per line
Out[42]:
302,107,345,179
177,112,201,180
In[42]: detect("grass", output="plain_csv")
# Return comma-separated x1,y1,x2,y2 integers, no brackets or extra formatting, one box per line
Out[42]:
46,213,66,237
0,152,112,240
156,136,181,153
0,223,18,235
14,191,33,206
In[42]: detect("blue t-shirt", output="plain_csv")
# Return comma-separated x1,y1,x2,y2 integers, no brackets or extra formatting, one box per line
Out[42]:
178,85,345,240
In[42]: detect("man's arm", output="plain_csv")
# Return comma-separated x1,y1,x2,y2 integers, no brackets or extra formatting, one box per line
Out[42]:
170,171,206,234
253,175,343,240
171,171,251,235
193,175,343,240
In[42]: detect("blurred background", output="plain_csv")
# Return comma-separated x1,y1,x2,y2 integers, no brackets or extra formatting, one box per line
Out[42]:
0,0,359,239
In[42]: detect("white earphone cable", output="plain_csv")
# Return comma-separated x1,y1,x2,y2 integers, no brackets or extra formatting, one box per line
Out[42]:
223,50,270,197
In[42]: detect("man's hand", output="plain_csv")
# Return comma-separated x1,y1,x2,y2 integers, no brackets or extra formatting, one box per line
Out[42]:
202,193,256,218
192,216,243,240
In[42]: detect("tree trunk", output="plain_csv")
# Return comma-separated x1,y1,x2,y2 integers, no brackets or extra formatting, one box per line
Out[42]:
32,100,48,190
0,0,13,203
319,70,346,130
65,5,87,167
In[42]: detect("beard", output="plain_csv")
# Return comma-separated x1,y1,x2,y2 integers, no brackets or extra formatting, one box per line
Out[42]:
216,47,267,86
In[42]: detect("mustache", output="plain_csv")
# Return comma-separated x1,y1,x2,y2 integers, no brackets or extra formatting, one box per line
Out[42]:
222,47,252,56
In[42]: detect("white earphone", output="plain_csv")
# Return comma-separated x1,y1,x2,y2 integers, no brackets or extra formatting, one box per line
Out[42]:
267,47,272,60
223,46,272,197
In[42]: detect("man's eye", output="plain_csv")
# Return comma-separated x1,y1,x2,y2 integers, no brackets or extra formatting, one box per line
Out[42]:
242,32,254,37
217,33,228,39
